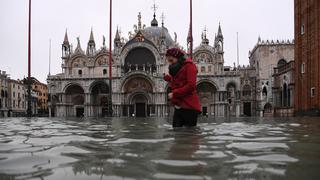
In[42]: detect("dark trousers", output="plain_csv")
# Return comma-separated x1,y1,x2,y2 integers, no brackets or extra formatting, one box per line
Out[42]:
173,108,199,127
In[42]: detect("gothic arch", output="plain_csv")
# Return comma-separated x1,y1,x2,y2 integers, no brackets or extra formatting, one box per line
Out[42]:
89,80,109,93
197,79,219,91
194,50,215,64
226,81,237,91
94,53,112,67
63,83,84,93
68,55,88,68
129,92,152,104
64,84,85,105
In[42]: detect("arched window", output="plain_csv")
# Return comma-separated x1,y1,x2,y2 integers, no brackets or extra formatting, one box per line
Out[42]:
277,59,287,67
262,86,267,97
78,70,82,75
103,69,107,75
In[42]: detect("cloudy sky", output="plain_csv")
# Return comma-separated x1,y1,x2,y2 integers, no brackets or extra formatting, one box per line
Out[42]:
0,0,294,83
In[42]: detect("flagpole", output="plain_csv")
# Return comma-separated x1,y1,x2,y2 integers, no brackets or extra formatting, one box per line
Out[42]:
190,0,193,58
27,0,32,117
108,0,113,117
237,32,239,70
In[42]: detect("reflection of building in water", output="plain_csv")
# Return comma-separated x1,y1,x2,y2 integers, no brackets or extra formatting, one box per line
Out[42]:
47,8,243,118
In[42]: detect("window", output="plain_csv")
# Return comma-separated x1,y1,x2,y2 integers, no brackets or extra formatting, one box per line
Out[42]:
208,66,212,72
301,63,305,74
13,92,15,97
78,70,82,75
201,66,205,73
13,100,15,108
103,69,107,75
301,24,305,35
311,87,315,97
242,85,252,97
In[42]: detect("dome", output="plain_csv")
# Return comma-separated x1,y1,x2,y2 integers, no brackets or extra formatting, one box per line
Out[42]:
142,26,174,47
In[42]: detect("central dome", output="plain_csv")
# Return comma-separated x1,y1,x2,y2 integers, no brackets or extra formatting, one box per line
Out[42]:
143,26,174,47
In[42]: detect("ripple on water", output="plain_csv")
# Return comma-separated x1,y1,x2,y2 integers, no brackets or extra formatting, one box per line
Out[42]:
107,138,174,144
227,142,289,151
153,173,212,180
152,160,207,167
230,154,298,163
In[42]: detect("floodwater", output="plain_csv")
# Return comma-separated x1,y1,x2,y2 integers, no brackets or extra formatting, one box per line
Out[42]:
0,117,320,180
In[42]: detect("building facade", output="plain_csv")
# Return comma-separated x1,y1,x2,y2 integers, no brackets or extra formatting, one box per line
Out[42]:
32,77,49,115
238,65,257,117
8,79,27,116
47,12,241,118
0,70,9,117
272,61,295,116
294,0,320,116
249,38,294,116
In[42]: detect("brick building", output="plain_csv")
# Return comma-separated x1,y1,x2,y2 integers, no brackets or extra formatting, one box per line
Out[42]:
294,0,320,116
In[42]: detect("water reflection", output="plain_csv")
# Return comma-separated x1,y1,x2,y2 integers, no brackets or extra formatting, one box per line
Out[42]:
0,117,319,179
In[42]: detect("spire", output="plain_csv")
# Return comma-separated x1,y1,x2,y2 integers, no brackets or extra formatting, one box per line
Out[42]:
62,29,70,58
88,27,95,43
151,1,158,26
201,26,209,45
138,12,142,30
161,13,165,27
87,28,96,56
115,26,121,40
63,29,69,45
258,35,261,43
217,22,223,39
114,26,121,47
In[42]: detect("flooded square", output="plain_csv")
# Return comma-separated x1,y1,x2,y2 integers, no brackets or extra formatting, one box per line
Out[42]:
0,117,319,179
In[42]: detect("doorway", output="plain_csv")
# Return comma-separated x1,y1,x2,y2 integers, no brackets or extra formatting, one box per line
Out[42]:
243,102,251,116
136,103,146,117
76,107,84,117
202,106,208,116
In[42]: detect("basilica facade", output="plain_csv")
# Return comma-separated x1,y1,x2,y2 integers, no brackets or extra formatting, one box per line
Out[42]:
47,12,242,118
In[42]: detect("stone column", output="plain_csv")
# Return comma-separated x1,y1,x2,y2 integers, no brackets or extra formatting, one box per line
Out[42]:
85,93,90,117
49,106,52,118
236,102,240,117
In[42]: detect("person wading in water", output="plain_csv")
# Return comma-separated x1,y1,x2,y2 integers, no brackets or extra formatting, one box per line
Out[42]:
164,48,201,128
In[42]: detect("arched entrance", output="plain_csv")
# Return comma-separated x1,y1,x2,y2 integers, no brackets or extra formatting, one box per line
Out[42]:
65,84,85,117
131,93,148,117
90,82,109,117
197,82,217,116
242,85,252,116
264,103,273,117
122,76,153,117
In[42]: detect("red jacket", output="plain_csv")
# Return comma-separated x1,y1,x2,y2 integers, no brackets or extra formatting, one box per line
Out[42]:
164,58,202,112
